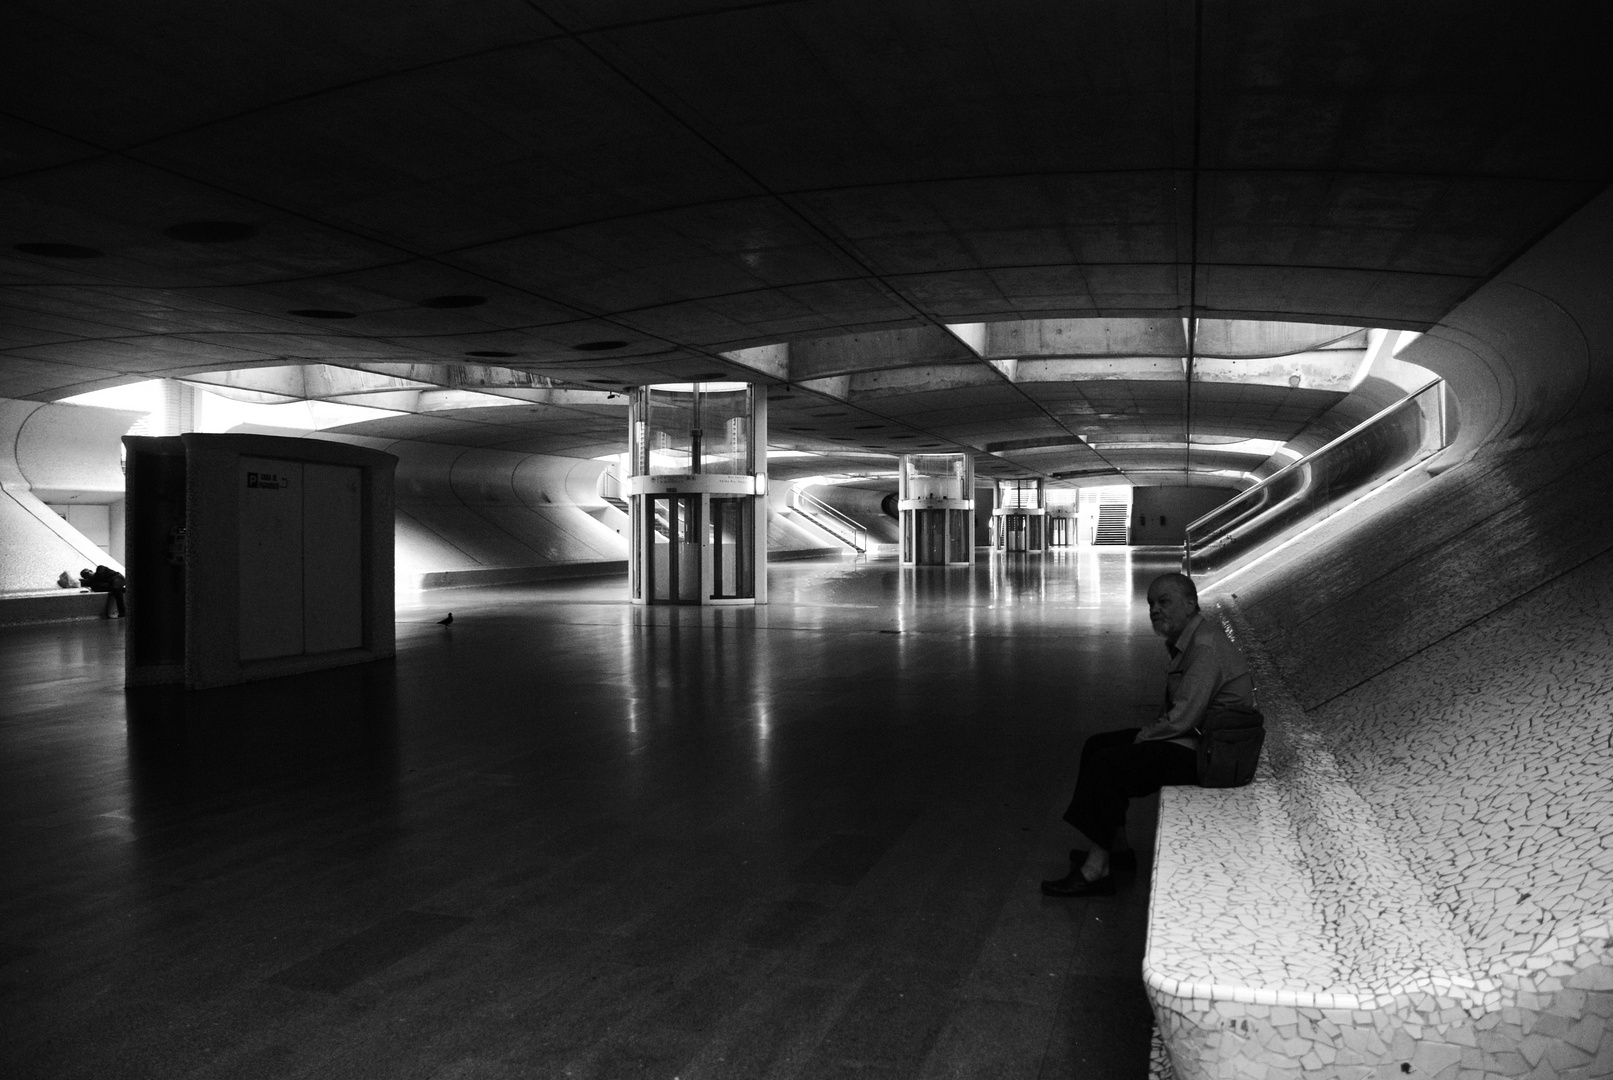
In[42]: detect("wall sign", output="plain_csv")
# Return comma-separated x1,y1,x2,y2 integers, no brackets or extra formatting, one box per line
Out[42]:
246,471,290,489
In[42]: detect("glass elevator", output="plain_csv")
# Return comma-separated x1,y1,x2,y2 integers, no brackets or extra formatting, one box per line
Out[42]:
628,383,767,605
898,453,974,565
991,479,1047,553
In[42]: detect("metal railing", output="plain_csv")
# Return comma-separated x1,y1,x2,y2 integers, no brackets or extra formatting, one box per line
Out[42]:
1183,379,1447,577
788,487,869,552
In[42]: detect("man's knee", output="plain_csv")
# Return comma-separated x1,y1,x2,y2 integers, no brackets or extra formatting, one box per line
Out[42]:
1081,727,1140,759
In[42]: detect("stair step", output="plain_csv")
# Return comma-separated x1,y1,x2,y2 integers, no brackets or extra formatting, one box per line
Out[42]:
1094,502,1130,545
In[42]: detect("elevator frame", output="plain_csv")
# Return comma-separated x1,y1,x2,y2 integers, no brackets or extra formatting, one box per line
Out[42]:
991,479,1048,553
626,383,768,606
898,452,974,566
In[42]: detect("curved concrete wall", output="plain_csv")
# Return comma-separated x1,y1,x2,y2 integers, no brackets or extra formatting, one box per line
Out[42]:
0,400,138,591
1229,186,1613,694
1191,184,1613,1080
811,485,902,544
13,401,135,502
321,431,836,581
380,441,628,583
1402,189,1613,465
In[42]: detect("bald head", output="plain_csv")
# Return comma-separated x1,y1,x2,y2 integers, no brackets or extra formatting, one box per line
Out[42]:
1146,573,1199,641
1148,573,1198,607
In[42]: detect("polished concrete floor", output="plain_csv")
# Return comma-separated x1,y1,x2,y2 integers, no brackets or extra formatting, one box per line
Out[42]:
2,550,1184,1080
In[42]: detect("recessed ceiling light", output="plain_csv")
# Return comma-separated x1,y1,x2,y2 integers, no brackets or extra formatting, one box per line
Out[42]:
465,350,516,357
891,435,918,440
692,371,728,380
419,294,487,308
16,242,103,258
587,378,617,384
164,221,257,243
288,309,356,319
854,424,882,429
572,340,629,352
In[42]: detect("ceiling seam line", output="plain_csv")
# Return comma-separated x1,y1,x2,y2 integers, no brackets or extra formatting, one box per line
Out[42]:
1184,0,1205,486
531,7,950,337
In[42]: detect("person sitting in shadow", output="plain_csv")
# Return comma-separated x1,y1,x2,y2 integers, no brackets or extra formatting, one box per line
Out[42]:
1042,572,1254,897
80,565,127,619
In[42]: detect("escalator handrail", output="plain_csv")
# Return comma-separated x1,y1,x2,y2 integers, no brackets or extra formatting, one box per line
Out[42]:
1183,377,1445,564
786,488,868,551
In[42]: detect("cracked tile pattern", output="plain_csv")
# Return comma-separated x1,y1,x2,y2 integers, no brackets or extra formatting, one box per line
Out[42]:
1144,555,1613,1079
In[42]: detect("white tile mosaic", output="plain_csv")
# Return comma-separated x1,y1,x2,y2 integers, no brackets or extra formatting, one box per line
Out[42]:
1144,556,1613,1080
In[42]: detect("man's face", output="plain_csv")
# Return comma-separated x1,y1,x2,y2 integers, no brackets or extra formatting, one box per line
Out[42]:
1147,584,1196,640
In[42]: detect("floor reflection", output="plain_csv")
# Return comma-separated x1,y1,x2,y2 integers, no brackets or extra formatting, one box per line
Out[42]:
4,548,1178,1080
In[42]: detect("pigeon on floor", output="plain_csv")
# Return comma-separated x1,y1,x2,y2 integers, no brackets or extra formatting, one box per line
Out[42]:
437,613,453,626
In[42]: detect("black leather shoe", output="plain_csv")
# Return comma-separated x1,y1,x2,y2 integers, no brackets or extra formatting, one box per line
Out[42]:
1040,871,1116,897
1070,849,1137,871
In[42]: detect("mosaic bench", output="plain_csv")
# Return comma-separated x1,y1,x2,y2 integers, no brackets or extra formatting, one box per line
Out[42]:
1143,602,1613,1080
0,587,109,625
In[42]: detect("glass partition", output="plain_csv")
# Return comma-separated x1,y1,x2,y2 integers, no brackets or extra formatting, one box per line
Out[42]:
1184,379,1447,576
634,383,753,477
901,454,968,499
996,479,1043,510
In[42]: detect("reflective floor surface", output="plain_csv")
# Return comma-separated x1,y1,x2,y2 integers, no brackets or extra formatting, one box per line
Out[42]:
2,549,1184,1080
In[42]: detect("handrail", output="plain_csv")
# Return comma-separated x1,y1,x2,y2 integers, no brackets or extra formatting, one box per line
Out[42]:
788,487,869,552
1183,378,1446,576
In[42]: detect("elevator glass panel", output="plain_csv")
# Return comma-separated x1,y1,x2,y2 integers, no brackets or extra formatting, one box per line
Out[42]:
1029,515,1043,549
919,509,946,564
710,497,754,599
1005,514,1027,551
948,508,969,563
648,494,700,603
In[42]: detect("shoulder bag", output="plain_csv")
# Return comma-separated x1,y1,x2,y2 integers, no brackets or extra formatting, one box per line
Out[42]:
1195,704,1264,788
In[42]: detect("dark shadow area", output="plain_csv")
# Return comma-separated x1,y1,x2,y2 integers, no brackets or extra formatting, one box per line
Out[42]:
125,660,400,818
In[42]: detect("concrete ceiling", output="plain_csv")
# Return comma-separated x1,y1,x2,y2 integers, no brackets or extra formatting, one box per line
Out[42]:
4,1,1610,485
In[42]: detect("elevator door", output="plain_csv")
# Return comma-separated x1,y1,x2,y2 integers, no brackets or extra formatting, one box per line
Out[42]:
648,494,701,603
710,497,755,599
1004,513,1027,551
918,509,947,564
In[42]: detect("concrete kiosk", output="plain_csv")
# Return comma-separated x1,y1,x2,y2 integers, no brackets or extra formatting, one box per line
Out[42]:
124,433,397,689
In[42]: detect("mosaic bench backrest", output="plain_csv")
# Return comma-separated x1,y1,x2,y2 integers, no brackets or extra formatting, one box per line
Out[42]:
1294,549,1613,978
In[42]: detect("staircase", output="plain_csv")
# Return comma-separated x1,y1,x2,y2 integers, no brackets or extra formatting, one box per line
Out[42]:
788,488,868,553
1093,501,1130,545
598,465,630,516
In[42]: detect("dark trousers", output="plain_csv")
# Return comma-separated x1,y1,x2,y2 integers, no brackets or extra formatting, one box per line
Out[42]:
1062,728,1197,850
100,585,125,618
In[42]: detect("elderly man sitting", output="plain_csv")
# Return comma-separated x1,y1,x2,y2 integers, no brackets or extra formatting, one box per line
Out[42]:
1042,572,1253,897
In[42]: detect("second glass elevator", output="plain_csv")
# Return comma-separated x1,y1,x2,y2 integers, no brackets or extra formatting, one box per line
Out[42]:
992,479,1047,553
899,453,974,565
